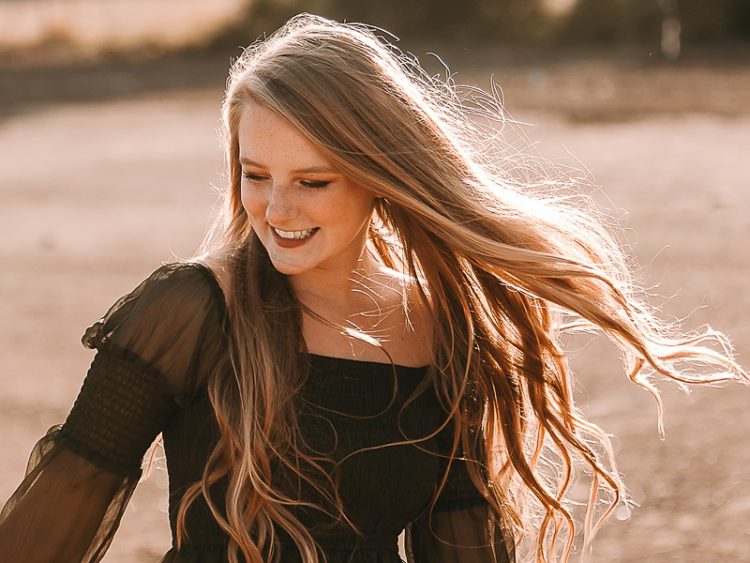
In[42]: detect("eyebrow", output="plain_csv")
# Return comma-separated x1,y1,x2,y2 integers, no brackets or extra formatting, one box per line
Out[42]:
239,157,337,174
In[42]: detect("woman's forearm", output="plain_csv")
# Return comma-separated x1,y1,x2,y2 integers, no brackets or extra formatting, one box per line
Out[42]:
0,446,123,562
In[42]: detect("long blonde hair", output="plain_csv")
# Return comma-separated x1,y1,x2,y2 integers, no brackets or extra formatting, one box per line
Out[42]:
175,14,748,563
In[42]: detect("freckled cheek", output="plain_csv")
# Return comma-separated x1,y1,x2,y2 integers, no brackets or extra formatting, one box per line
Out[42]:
240,185,267,225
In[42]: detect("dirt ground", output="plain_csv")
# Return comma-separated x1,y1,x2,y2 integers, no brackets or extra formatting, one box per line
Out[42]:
0,54,748,562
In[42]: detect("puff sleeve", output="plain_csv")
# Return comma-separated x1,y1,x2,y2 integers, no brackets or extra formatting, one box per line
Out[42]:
0,262,228,562
404,430,515,563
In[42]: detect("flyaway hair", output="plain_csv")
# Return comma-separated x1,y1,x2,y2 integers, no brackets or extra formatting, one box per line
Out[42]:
177,14,749,563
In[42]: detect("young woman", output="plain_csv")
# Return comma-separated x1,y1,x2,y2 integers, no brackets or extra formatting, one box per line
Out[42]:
0,13,746,563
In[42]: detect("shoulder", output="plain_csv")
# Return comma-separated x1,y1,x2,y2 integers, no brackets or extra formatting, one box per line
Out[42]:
194,254,233,301
82,260,227,351
136,260,225,307
82,260,232,398
142,260,223,297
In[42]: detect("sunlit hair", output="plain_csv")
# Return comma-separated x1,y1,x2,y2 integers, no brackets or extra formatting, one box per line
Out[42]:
173,13,748,563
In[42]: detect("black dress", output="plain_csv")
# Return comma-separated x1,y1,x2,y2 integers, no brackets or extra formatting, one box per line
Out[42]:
0,262,514,562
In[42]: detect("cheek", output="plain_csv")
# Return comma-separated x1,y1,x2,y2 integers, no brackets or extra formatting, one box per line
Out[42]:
345,195,376,224
240,185,265,220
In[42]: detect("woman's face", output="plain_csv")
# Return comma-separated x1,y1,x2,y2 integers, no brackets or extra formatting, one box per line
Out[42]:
238,102,378,278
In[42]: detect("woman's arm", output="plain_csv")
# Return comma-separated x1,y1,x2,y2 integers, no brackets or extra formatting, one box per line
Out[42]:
0,346,176,563
405,501,513,563
406,421,515,563
0,442,126,562
0,262,227,561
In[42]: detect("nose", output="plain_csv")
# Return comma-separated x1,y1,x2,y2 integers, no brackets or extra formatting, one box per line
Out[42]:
265,183,299,225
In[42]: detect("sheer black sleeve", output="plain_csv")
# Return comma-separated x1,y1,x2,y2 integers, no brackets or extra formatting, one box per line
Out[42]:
80,261,228,404
405,425,515,563
0,262,228,562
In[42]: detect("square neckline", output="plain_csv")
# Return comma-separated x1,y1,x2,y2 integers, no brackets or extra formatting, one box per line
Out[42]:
306,351,430,372
192,260,432,372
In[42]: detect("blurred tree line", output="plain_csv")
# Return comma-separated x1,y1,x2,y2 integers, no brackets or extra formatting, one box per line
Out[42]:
217,0,750,53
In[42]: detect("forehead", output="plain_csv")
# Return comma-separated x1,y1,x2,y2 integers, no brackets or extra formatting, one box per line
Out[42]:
237,102,329,167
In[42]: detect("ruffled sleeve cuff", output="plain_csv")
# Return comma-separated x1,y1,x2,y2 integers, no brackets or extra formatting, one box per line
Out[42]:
0,426,140,562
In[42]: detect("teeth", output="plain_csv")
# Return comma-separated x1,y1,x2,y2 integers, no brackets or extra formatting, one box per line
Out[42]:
273,227,317,240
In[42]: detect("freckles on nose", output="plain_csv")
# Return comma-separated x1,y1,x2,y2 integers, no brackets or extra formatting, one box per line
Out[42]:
265,186,299,222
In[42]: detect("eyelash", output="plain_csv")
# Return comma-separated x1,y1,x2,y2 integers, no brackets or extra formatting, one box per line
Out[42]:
241,173,331,190
300,180,331,189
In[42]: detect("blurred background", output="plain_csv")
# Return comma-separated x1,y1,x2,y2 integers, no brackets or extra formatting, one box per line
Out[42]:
0,1,748,562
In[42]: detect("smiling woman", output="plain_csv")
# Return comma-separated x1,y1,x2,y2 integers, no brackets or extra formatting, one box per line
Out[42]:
238,102,380,282
0,12,747,563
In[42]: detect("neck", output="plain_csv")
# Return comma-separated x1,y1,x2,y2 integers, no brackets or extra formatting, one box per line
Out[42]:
290,251,389,315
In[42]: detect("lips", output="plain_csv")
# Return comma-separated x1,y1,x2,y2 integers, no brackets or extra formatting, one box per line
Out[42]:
272,226,318,240
270,226,320,249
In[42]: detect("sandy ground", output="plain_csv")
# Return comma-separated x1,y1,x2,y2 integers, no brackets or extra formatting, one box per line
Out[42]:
0,57,748,562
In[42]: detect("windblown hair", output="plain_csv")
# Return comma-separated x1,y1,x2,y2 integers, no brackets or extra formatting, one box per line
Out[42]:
174,13,747,563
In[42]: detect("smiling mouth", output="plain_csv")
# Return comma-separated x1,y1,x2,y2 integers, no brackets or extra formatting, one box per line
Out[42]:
270,226,320,248
272,226,319,240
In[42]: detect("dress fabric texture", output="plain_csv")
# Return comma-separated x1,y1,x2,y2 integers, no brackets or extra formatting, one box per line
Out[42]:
0,262,514,562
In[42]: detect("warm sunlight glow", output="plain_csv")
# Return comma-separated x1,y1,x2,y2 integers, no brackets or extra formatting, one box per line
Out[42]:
0,0,244,51
541,0,578,18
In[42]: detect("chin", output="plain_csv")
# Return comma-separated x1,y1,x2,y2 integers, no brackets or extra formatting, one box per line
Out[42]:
268,257,311,276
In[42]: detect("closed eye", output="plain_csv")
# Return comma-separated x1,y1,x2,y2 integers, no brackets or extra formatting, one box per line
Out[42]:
242,173,268,182
300,180,331,189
